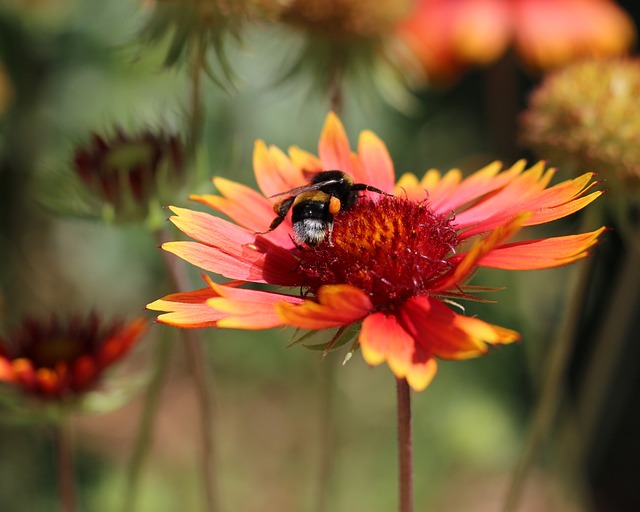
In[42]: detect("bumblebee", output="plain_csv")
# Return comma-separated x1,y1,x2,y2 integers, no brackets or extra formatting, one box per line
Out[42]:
261,170,388,246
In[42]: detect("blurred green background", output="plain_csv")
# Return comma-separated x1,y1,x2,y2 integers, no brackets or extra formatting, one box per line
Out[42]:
1,1,639,511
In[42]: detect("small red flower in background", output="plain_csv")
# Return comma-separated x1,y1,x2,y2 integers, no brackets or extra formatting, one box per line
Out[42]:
147,112,604,391
0,314,148,400
73,128,184,223
398,0,636,82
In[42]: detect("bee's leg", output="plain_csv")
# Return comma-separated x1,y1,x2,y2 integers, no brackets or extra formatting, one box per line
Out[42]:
256,196,295,235
327,221,335,247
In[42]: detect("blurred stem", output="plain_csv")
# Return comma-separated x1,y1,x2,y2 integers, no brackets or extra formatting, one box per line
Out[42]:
573,219,640,459
123,331,174,512
502,211,598,512
188,36,205,155
396,378,413,512
314,357,336,512
156,228,218,512
56,421,76,512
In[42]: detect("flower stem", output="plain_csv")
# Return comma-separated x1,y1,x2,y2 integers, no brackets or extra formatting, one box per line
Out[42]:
396,377,413,512
502,212,598,512
188,36,205,155
314,357,337,512
156,228,218,512
122,332,174,512
56,422,76,512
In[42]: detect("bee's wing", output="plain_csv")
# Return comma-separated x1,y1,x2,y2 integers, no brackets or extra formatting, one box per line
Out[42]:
267,179,340,198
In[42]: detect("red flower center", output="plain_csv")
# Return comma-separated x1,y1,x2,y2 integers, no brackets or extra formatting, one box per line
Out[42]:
297,196,458,308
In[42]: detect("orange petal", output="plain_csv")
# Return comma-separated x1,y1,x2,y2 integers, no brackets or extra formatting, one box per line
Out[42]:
357,130,395,192
479,228,606,270
288,146,323,175
276,284,372,330
400,296,520,360
0,356,15,382
318,112,353,175
98,318,148,366
147,286,226,328
433,214,529,292
36,367,62,396
253,140,305,198
360,312,438,391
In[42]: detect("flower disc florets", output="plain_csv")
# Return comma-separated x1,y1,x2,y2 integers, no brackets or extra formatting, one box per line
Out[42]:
297,196,458,307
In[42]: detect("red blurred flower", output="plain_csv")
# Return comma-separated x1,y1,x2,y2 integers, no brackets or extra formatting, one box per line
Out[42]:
147,112,604,390
398,0,636,81
73,128,185,223
0,314,148,400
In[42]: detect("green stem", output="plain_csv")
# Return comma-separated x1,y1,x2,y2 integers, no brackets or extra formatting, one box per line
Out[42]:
56,422,76,512
188,35,205,156
122,332,174,512
396,377,413,512
156,228,218,512
313,357,337,512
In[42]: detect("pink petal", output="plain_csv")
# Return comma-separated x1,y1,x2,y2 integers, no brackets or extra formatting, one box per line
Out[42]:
165,206,301,285
191,178,294,248
207,284,304,330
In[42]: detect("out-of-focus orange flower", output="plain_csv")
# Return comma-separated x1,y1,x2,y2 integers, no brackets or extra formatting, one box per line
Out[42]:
398,0,636,82
147,112,604,391
0,314,148,401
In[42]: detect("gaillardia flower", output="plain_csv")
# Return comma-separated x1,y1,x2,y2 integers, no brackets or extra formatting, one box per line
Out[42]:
148,112,604,391
0,314,148,401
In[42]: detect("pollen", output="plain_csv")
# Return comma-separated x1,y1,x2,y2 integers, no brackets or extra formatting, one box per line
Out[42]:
297,196,458,308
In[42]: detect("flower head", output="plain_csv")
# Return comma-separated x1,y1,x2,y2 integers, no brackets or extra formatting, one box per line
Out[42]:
139,0,255,85
148,112,604,390
267,0,416,110
0,314,148,402
521,58,640,193
398,0,636,82
72,128,185,224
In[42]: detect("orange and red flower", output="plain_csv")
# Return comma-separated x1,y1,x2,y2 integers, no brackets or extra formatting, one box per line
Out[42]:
0,314,148,400
147,112,604,391
398,0,636,81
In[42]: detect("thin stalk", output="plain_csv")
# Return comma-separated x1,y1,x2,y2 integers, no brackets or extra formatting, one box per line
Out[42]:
156,228,218,512
313,356,336,512
122,332,174,512
56,422,76,512
502,212,599,512
187,35,205,155
396,377,413,512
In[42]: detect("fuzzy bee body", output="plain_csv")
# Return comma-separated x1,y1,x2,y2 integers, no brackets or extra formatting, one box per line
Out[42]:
261,170,387,246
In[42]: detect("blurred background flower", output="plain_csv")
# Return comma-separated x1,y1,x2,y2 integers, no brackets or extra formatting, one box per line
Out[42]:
398,0,636,83
70,127,186,226
0,314,148,416
521,57,640,195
